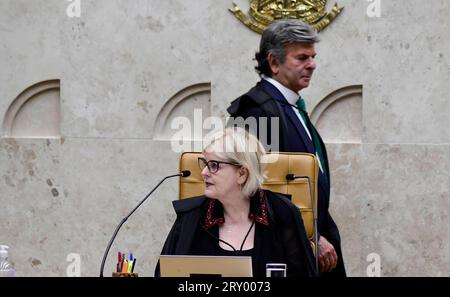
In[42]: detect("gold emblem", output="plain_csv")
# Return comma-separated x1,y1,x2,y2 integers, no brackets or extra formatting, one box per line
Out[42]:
229,0,343,33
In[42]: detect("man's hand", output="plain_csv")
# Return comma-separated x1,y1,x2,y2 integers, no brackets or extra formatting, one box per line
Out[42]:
318,235,337,273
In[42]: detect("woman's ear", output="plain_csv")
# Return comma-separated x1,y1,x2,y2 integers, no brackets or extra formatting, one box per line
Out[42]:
238,167,249,185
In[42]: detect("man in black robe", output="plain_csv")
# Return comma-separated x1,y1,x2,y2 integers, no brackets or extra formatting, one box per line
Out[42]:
227,19,346,276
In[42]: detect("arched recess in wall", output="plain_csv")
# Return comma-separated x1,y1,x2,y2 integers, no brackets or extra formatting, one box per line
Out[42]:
154,83,211,141
310,85,363,143
2,79,61,138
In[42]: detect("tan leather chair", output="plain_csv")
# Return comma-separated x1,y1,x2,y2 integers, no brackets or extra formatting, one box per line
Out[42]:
179,152,319,264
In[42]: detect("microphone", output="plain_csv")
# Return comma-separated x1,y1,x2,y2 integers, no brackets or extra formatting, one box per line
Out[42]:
180,170,191,177
99,170,191,277
286,173,319,273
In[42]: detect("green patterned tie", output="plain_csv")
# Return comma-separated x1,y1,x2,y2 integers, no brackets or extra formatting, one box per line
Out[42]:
296,96,328,177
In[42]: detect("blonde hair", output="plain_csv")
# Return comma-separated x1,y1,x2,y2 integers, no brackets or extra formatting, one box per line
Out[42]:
203,127,266,197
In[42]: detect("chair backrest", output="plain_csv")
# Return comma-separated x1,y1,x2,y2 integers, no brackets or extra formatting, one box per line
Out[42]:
179,152,318,241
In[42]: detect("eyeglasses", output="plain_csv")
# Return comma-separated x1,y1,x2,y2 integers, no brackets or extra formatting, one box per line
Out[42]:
198,157,241,174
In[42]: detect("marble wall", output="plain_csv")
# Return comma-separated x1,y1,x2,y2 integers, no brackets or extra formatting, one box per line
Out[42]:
0,0,449,276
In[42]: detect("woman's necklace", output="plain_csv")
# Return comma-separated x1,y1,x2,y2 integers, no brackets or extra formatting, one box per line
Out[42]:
217,220,256,252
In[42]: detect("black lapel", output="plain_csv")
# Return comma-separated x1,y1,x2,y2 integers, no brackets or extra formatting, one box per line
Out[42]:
172,197,206,254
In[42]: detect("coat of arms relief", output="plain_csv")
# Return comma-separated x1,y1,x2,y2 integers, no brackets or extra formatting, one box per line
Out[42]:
230,0,343,33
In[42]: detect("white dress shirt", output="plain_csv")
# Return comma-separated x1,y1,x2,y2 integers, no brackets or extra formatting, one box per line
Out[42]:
262,76,324,172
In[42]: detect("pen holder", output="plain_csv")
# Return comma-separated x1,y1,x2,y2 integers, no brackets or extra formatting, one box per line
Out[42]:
112,272,139,277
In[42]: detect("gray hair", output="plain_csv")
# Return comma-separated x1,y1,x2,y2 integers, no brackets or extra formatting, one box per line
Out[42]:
255,19,318,77
203,127,266,198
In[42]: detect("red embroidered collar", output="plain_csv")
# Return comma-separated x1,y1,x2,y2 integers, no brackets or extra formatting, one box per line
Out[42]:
204,189,269,229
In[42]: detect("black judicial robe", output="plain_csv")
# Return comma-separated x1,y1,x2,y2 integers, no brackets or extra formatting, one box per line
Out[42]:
155,190,317,277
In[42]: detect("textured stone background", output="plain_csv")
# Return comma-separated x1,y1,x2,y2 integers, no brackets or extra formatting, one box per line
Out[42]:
0,0,449,276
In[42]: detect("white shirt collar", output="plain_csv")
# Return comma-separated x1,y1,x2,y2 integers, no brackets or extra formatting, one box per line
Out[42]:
262,76,300,106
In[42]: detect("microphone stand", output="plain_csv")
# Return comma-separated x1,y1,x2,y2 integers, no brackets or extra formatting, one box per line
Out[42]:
99,172,188,277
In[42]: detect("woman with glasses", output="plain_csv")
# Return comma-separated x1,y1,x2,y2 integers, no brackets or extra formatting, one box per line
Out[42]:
155,127,317,277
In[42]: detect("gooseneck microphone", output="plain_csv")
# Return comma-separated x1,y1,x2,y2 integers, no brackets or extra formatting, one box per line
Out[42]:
99,170,191,277
286,173,319,273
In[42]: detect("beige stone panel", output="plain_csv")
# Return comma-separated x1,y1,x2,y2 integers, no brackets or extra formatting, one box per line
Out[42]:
0,138,182,276
328,143,450,276
209,0,261,119
362,0,450,143
59,0,212,138
0,0,62,123
312,85,363,143
326,143,364,276
361,144,449,276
